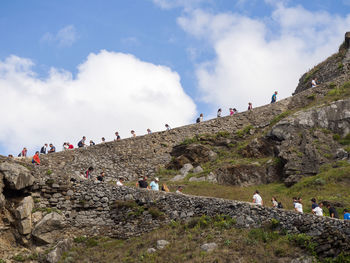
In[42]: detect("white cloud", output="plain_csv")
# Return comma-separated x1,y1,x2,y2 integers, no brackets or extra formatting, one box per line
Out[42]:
178,5,350,112
41,25,78,47
0,52,196,155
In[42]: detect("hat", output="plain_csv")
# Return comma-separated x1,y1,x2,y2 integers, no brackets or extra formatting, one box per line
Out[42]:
155,177,159,182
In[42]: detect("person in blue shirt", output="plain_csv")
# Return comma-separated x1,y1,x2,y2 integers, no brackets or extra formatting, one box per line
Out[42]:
344,209,350,220
150,177,159,191
271,91,278,103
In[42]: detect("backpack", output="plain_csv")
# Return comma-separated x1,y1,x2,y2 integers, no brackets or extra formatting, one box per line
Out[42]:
277,202,283,209
196,117,200,123
78,140,83,147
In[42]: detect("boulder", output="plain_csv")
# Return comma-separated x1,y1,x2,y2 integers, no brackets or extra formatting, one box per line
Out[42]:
15,196,34,235
193,166,204,174
180,163,193,176
0,162,34,190
189,176,206,182
240,138,275,158
46,238,73,263
32,212,64,244
206,172,217,183
200,242,218,252
171,174,186,182
147,248,156,253
156,240,170,249
0,173,5,207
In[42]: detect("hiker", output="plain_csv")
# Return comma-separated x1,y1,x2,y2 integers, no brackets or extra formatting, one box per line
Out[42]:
161,183,170,192
136,176,149,189
21,147,27,157
327,204,339,219
311,198,318,212
68,143,74,149
248,102,253,110
97,172,105,182
40,144,48,154
176,186,183,194
311,78,318,88
114,132,121,141
196,113,203,123
48,144,56,153
165,124,171,131
229,108,234,116
233,108,238,114
271,197,278,208
101,137,106,143
344,209,350,220
63,142,69,151
313,202,324,216
131,130,136,138
271,91,278,103
147,128,152,134
78,136,86,148
117,177,124,186
32,151,40,165
252,190,263,205
150,177,160,191
8,154,13,158
85,167,94,179
294,197,303,213
89,140,95,146
217,108,222,117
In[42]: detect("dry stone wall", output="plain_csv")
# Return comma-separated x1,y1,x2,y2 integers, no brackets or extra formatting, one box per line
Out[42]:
33,178,350,258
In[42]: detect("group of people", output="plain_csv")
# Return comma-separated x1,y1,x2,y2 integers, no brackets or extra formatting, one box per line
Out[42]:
252,190,350,220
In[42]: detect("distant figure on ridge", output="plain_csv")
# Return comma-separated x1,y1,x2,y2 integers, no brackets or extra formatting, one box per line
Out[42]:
101,137,106,143
68,142,74,149
196,113,203,123
311,78,318,88
248,102,253,110
40,144,48,154
89,140,95,146
165,124,171,131
48,144,56,153
78,136,86,148
114,132,121,141
147,128,152,134
271,91,278,103
229,108,234,116
217,108,222,117
150,177,159,191
21,147,27,157
327,203,339,218
252,190,263,205
32,151,40,165
131,130,136,138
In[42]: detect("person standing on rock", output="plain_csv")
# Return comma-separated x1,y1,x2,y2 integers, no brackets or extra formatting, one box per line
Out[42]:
147,128,152,134
311,78,318,88
21,147,27,157
40,144,48,154
48,144,56,153
131,130,136,138
252,190,263,205
344,209,350,220
101,137,106,143
229,108,234,116
165,124,171,131
313,202,324,216
114,132,121,141
217,108,222,117
271,91,278,103
248,102,253,110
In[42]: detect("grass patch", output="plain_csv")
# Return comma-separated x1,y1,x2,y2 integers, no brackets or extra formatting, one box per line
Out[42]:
270,111,292,126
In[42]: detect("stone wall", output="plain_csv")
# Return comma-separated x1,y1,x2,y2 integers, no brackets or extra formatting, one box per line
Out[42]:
36,83,332,182
33,178,350,258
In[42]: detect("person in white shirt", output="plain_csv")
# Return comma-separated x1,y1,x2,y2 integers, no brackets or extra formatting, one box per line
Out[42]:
252,190,263,205
313,202,323,216
311,78,318,88
294,197,303,213
116,177,124,186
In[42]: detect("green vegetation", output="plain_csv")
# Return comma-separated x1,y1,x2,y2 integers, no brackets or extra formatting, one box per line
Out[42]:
236,125,253,138
303,67,319,84
270,111,292,126
62,216,308,263
326,81,350,101
46,169,53,175
306,94,316,100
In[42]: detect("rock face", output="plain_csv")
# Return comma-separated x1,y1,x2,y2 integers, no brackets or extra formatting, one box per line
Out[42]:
345,32,350,49
15,196,34,235
32,212,64,244
46,238,73,263
168,144,217,169
268,99,350,185
0,162,34,190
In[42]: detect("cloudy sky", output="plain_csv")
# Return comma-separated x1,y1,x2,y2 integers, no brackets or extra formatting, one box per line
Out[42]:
1,0,350,156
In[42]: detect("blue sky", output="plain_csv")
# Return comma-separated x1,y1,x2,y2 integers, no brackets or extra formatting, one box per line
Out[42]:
0,0,350,156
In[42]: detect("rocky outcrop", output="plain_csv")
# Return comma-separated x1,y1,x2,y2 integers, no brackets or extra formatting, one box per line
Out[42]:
268,98,350,185
0,162,34,190
32,212,64,244
15,196,34,235
46,238,73,263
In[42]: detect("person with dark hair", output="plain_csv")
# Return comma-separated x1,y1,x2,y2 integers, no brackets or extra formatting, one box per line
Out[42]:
271,91,278,103
252,190,263,205
344,209,350,220
48,144,56,153
117,177,124,186
131,130,136,138
78,136,86,148
327,204,339,219
40,144,48,154
85,167,94,179
32,151,40,165
101,137,106,143
176,186,183,194
114,132,121,141
97,172,105,182
136,176,149,189
271,196,278,208
217,108,222,117
248,102,253,110
294,197,303,213
89,140,95,146
311,198,318,214
313,202,324,216
147,128,152,134
21,147,27,157
196,113,204,123
165,124,171,131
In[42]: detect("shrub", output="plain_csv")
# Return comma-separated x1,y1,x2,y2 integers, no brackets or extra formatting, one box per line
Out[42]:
338,62,344,70
181,137,198,145
148,207,165,219
74,236,88,243
270,111,292,126
307,94,316,100
12,254,26,262
216,131,230,138
86,238,99,247
114,200,138,209
248,229,279,243
46,169,52,175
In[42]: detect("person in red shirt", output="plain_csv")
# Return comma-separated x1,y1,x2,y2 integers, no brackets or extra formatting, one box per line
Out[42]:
21,147,27,157
32,151,40,165
68,143,74,149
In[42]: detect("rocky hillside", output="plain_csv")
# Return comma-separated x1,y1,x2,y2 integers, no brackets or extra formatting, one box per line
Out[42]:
0,34,350,263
